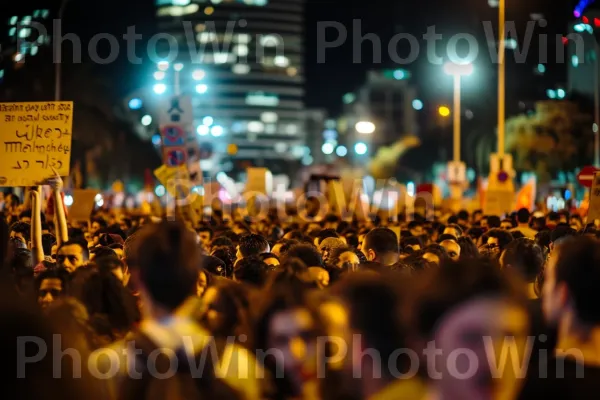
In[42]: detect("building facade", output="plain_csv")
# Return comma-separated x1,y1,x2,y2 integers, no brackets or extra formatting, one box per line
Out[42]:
152,0,306,177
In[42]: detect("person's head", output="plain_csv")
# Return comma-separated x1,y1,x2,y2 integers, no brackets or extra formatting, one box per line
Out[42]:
410,258,529,400
128,220,201,313
233,256,269,287
254,284,325,397
318,237,346,264
550,225,577,251
361,228,399,266
237,233,270,260
440,239,461,261
543,236,600,328
443,224,463,239
327,245,361,271
9,221,30,247
210,246,236,278
457,210,469,224
457,236,479,260
57,240,89,273
499,238,544,286
90,217,107,234
41,233,57,257
407,221,424,237
36,267,69,309
283,243,324,268
201,279,251,338
466,227,485,242
197,226,213,248
485,228,514,253
546,212,560,226
18,209,32,224
196,269,212,298
570,214,583,231
401,236,423,253
516,208,530,225
421,243,448,265
314,228,339,247
500,218,515,230
486,215,502,229
259,252,281,267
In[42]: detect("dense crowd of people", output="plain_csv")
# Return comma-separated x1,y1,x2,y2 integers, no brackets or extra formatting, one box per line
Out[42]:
2,178,600,399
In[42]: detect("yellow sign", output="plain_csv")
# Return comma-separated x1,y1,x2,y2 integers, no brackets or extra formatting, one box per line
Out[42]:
154,164,189,197
69,189,98,222
588,173,600,222
0,102,73,186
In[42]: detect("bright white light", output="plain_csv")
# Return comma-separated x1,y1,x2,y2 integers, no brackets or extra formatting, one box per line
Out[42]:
64,195,74,207
547,89,556,99
232,64,251,74
412,99,424,110
196,84,208,94
128,98,143,110
236,33,251,43
354,142,368,155
30,46,38,56
248,121,265,133
173,0,191,5
95,194,104,207
322,142,334,155
505,38,518,50
153,71,165,80
155,185,166,197
198,32,217,43
302,155,313,166
14,53,24,62
173,62,184,71
572,55,579,67
9,16,17,25
203,116,214,126
537,64,546,74
153,83,167,94
216,172,228,183
274,142,288,153
557,88,566,99
443,62,474,76
197,125,210,135
211,0,223,3
260,35,280,47
260,112,278,123
274,55,289,67
157,61,169,71
407,182,415,197
233,44,249,57
355,121,376,134
214,52,232,64
211,125,224,136
336,145,348,157
141,115,152,126
393,69,406,79
192,69,205,80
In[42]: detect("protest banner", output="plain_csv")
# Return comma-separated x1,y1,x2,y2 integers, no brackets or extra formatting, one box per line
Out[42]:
0,102,73,186
69,189,98,222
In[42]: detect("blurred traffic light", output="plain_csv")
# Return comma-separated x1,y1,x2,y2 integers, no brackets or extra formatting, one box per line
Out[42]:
227,143,238,155
438,106,451,117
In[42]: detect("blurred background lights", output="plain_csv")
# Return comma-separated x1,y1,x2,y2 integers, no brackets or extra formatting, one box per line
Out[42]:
173,62,184,71
355,121,375,134
197,125,209,135
128,98,142,110
196,84,208,93
153,83,166,94
64,195,74,207
354,142,368,155
412,99,424,110
95,194,104,207
192,69,206,80
336,145,348,157
153,71,166,80
152,134,161,145
211,125,224,136
203,116,214,126
322,142,334,155
155,185,166,197
141,115,152,126
157,61,169,71
438,106,451,117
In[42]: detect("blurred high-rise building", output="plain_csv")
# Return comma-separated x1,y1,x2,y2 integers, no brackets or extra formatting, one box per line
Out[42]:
151,0,306,178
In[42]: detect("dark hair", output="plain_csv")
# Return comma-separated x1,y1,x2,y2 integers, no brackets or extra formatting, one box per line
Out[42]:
535,230,552,251
283,243,324,268
457,210,469,221
123,230,141,267
41,233,57,256
486,215,502,228
276,239,300,257
445,223,463,237
547,212,560,222
517,208,530,224
9,221,30,240
238,234,270,258
457,236,479,260
466,227,485,241
437,233,458,243
210,236,234,250
485,228,514,252
210,246,236,278
511,231,525,239
233,256,269,287
129,221,200,311
317,228,339,244
554,236,600,324
551,225,577,245
197,226,214,238
259,252,280,265
410,258,527,339
363,228,399,255
201,255,227,277
422,244,448,262
68,227,86,243
91,217,108,230
91,246,117,259
501,218,516,228
59,240,90,261
501,238,544,282
18,210,32,221
407,221,423,230
35,267,69,293
401,236,423,252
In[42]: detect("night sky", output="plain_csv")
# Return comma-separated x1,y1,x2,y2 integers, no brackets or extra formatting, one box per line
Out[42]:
0,0,581,114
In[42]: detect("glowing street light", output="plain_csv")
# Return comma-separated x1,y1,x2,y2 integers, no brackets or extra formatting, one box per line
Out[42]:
438,106,451,117
443,61,473,164
141,115,152,126
153,83,167,94
354,142,368,155
355,121,375,134
322,142,334,155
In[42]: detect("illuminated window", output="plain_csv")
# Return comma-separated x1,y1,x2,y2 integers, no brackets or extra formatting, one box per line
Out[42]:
156,4,199,17
214,52,234,64
154,71,166,80
248,121,265,133
261,112,278,123
285,124,299,135
41,10,49,18
22,16,32,25
274,55,289,67
192,69,206,80
198,32,217,43
231,121,246,133
246,92,279,106
195,24,206,32
286,67,298,76
31,46,38,56
172,0,191,5
8,27,16,37
265,124,277,134
260,34,280,47
232,64,250,74
233,44,249,57
19,28,31,38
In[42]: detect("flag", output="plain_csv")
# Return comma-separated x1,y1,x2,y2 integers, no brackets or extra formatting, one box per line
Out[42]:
515,178,536,211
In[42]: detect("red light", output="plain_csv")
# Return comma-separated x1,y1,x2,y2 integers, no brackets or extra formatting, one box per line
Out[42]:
562,36,569,45
594,18,600,27
583,16,589,24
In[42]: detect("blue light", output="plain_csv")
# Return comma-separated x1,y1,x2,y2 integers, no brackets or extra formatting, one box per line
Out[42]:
152,135,161,145
354,142,368,155
336,145,348,157
412,99,424,110
572,55,579,68
546,89,556,99
557,88,566,99
128,98,143,110
323,129,338,140
393,69,406,80
565,189,572,201
141,115,152,126
537,64,545,74
155,185,166,197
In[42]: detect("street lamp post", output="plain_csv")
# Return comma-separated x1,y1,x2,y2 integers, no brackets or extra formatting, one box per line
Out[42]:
443,62,474,163
55,0,70,101
497,0,506,158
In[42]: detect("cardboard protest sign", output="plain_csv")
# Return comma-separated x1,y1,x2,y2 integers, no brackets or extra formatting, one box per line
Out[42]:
587,173,600,222
245,168,272,195
69,189,98,222
154,164,190,197
0,102,73,186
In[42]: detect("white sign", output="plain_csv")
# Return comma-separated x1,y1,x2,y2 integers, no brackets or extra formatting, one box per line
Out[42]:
158,95,193,128
447,161,466,183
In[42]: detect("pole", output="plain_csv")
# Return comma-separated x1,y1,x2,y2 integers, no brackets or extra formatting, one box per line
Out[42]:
594,41,600,167
453,74,461,163
54,0,69,101
497,0,505,158
174,70,181,96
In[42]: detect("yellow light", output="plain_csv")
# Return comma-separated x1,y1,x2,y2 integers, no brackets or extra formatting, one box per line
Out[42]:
204,6,214,15
227,143,238,155
438,106,451,117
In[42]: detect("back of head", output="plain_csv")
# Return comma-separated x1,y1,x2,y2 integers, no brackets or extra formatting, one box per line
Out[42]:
501,238,544,283
234,256,269,287
554,236,600,324
283,243,324,268
239,233,270,258
551,224,577,245
363,228,399,256
487,215,502,228
130,220,200,311
517,208,530,224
